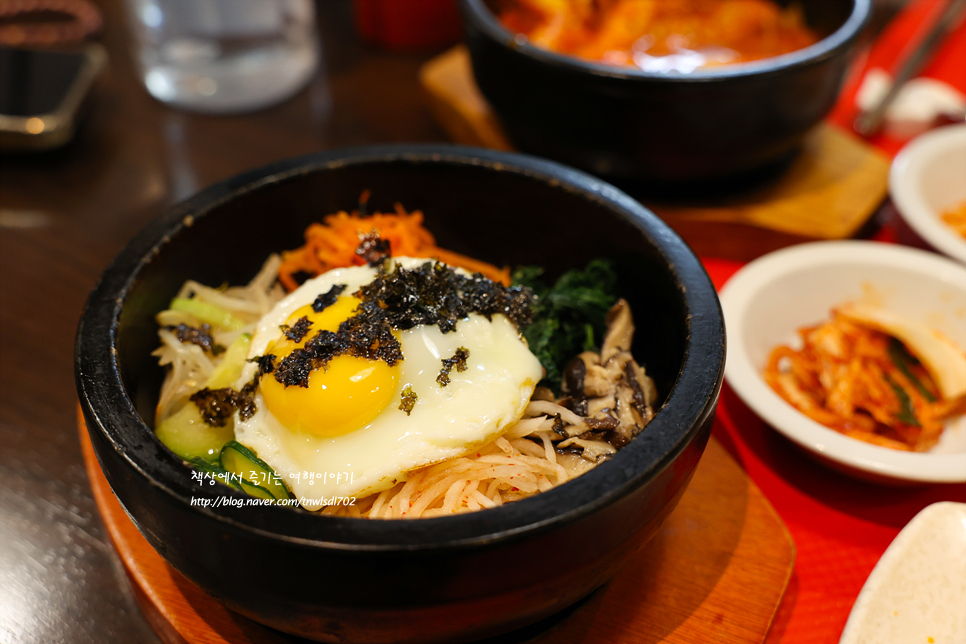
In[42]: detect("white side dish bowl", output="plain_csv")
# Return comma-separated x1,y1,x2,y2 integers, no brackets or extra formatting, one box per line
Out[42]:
720,241,966,484
890,123,966,264
839,502,966,644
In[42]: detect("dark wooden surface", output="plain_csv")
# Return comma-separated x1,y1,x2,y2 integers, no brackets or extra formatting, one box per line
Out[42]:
0,1,899,643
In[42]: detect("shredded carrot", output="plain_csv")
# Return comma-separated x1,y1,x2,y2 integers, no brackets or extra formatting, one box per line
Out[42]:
763,310,966,452
278,202,511,291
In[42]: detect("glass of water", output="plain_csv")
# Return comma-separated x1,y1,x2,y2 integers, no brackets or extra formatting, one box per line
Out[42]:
125,0,319,113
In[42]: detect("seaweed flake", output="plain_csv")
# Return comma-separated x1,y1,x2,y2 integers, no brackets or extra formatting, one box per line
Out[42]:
437,347,470,386
355,261,532,333
355,231,391,266
274,335,333,388
191,376,261,425
312,284,347,313
281,316,312,343
166,323,225,355
270,261,532,389
251,353,277,375
236,380,259,421
191,387,244,426
399,385,417,415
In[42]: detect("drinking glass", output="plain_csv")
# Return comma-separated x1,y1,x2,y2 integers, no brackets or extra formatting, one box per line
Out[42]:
125,0,318,113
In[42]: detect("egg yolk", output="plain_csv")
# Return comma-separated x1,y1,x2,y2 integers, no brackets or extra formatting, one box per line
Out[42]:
260,296,400,438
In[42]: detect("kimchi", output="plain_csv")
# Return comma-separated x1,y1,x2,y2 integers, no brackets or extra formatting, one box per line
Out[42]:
764,309,966,451
495,0,819,73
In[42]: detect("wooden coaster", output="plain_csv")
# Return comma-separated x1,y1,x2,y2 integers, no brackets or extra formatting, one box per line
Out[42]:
80,411,795,644
421,46,890,240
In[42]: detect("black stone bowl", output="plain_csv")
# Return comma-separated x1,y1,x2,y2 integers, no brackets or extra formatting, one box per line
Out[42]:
75,145,725,643
461,0,871,188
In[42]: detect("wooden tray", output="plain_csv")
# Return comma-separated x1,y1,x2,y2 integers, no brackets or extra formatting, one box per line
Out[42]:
420,46,890,240
80,414,795,644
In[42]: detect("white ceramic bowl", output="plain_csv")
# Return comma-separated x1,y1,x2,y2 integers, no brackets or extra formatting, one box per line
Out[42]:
720,241,966,484
890,123,966,264
839,502,966,644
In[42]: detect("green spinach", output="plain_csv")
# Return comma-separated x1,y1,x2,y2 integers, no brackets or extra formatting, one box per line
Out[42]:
512,259,619,390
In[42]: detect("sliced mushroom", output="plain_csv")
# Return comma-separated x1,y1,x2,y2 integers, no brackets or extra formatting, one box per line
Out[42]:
633,361,658,408
579,351,601,368
550,418,589,440
622,359,653,421
526,400,586,429
561,355,586,396
531,386,556,402
555,452,598,477
584,413,620,431
556,437,617,462
527,297,658,461
602,348,633,371
613,387,643,440
583,362,622,397
601,299,634,363
585,394,616,417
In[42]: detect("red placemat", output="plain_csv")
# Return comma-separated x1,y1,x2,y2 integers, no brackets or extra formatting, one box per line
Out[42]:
827,0,966,158
701,256,966,644
701,4,966,625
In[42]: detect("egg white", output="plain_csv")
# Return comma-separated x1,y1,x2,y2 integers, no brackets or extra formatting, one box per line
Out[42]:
233,257,543,509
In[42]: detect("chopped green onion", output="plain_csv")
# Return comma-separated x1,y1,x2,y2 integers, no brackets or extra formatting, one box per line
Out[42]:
885,374,920,427
887,338,936,402
220,441,291,501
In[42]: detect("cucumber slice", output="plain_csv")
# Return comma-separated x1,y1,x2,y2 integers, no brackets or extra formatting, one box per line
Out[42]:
220,441,291,500
170,297,247,331
158,405,234,462
155,334,252,462
206,334,251,389
237,479,276,500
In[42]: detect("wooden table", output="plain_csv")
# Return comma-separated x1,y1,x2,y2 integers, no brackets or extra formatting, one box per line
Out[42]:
0,1,902,643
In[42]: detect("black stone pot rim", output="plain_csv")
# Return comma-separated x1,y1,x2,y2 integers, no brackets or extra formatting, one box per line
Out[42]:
461,0,871,83
75,144,725,553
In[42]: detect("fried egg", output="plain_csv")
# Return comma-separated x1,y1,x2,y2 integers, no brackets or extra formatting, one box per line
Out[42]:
233,257,543,509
